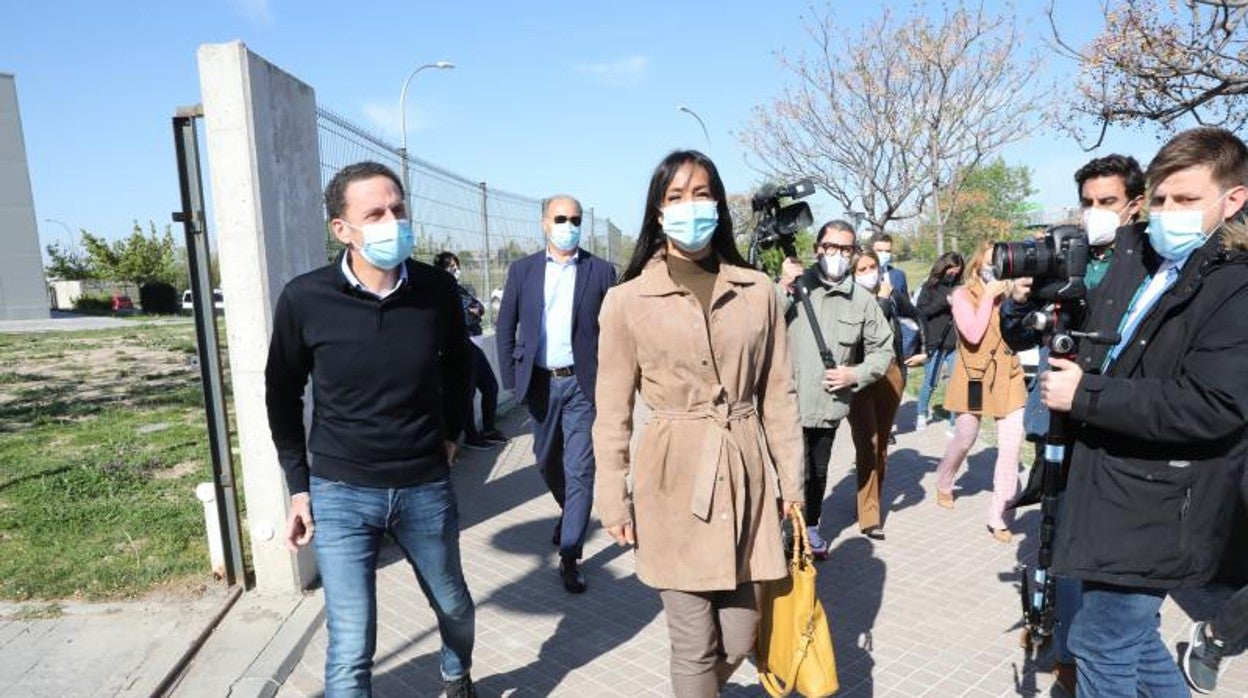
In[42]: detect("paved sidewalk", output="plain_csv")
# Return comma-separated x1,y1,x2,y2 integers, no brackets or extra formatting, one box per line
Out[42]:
0,312,192,334
278,404,1247,697
0,587,229,697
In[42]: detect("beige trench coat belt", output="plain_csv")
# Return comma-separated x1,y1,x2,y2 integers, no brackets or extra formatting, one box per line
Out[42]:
650,400,765,524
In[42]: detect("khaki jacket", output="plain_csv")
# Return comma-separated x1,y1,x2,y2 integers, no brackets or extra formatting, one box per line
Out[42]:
782,269,895,427
592,254,805,591
945,285,1026,417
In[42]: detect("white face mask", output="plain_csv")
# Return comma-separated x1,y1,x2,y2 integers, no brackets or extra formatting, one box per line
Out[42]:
979,266,996,283
1082,207,1123,247
855,270,880,291
820,253,850,281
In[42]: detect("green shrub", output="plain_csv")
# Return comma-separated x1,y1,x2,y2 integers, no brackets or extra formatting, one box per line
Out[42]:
139,282,180,315
72,293,114,315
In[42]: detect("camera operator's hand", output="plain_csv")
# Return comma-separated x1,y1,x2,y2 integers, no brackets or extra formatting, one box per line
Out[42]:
779,257,804,293
1011,277,1034,304
986,280,1010,299
823,366,857,392
1040,357,1083,413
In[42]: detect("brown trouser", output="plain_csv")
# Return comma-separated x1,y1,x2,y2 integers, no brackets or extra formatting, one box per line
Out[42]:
658,582,759,697
846,361,904,531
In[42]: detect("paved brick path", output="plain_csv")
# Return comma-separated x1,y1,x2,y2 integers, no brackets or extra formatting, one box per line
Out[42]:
279,403,1246,697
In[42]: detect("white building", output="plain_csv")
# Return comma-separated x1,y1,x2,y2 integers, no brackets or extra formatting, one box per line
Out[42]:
0,73,49,320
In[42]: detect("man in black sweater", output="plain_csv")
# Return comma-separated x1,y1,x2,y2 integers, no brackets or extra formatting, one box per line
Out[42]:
265,162,476,698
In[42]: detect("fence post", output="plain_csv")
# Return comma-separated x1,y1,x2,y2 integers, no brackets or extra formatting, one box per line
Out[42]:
606,217,613,266
480,181,492,324
587,206,596,256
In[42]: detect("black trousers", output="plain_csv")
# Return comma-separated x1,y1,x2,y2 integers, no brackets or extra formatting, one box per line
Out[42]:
802,425,839,526
462,341,498,438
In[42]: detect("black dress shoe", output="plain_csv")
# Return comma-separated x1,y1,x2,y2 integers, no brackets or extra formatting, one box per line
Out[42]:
559,558,586,594
443,674,476,698
480,428,507,443
862,526,886,541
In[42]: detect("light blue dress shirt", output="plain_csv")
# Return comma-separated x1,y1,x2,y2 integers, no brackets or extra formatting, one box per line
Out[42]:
1103,258,1185,370
540,253,578,369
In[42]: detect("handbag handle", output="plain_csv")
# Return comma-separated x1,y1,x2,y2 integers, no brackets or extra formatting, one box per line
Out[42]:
786,504,812,568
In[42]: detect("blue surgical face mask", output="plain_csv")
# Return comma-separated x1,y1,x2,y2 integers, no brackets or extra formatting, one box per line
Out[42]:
549,222,581,252
350,219,414,270
876,251,893,269
662,201,719,252
1147,192,1229,262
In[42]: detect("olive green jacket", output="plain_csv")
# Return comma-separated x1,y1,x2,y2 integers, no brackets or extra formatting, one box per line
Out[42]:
779,268,895,428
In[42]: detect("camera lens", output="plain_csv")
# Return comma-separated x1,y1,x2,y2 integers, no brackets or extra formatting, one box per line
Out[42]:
993,240,1055,280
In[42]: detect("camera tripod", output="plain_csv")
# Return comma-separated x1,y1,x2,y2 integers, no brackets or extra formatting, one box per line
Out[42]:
1018,300,1118,654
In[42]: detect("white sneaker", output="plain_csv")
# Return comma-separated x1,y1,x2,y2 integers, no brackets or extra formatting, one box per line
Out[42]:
807,526,829,559
915,414,928,430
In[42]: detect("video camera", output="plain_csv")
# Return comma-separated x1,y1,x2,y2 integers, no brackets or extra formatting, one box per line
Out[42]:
749,179,816,263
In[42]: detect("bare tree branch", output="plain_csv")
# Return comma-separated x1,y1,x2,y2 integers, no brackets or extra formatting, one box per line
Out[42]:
742,1,1042,254
1049,0,1248,150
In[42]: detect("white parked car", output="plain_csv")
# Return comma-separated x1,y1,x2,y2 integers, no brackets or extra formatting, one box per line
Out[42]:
1019,346,1041,384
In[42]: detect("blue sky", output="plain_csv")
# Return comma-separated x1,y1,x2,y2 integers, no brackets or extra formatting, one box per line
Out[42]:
4,0,1171,253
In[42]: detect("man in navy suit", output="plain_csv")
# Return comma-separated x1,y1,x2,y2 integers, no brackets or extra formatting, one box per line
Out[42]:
869,231,908,298
496,194,615,593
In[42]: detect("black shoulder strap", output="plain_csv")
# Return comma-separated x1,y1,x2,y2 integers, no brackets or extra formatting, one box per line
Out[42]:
798,280,838,369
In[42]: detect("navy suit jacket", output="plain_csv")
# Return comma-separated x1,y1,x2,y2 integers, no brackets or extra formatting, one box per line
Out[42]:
885,265,909,299
495,248,615,405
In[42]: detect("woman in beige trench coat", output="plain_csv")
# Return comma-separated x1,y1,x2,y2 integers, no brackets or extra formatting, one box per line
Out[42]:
593,150,806,697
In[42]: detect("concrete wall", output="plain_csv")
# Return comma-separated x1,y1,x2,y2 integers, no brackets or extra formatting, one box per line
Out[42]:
0,74,49,320
199,42,325,593
47,279,139,310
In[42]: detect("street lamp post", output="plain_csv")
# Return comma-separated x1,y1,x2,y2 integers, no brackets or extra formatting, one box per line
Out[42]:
43,217,75,250
677,105,711,151
398,61,455,211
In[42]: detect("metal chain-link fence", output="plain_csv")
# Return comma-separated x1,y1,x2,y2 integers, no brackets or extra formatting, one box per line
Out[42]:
316,107,626,325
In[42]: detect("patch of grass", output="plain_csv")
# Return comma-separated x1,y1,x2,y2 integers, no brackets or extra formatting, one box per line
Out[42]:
0,371,48,385
0,321,237,600
5,603,64,620
0,405,217,599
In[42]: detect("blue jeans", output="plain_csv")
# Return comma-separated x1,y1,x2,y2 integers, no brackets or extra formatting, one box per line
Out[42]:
1053,576,1083,664
311,475,475,696
1067,583,1188,697
917,348,956,421
527,371,596,560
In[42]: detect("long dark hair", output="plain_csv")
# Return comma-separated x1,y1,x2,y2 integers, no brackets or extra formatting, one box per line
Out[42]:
620,150,752,282
924,251,965,287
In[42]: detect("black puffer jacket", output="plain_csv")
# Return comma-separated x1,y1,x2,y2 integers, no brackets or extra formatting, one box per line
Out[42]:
1052,224,1248,589
916,280,957,353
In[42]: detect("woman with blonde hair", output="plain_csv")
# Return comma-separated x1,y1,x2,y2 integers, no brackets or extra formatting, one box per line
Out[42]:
593,150,805,697
932,240,1027,543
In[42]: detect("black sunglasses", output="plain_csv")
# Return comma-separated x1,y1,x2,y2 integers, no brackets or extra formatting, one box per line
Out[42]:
553,215,583,226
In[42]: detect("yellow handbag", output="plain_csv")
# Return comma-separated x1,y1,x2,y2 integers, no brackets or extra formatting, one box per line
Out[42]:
756,506,839,697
